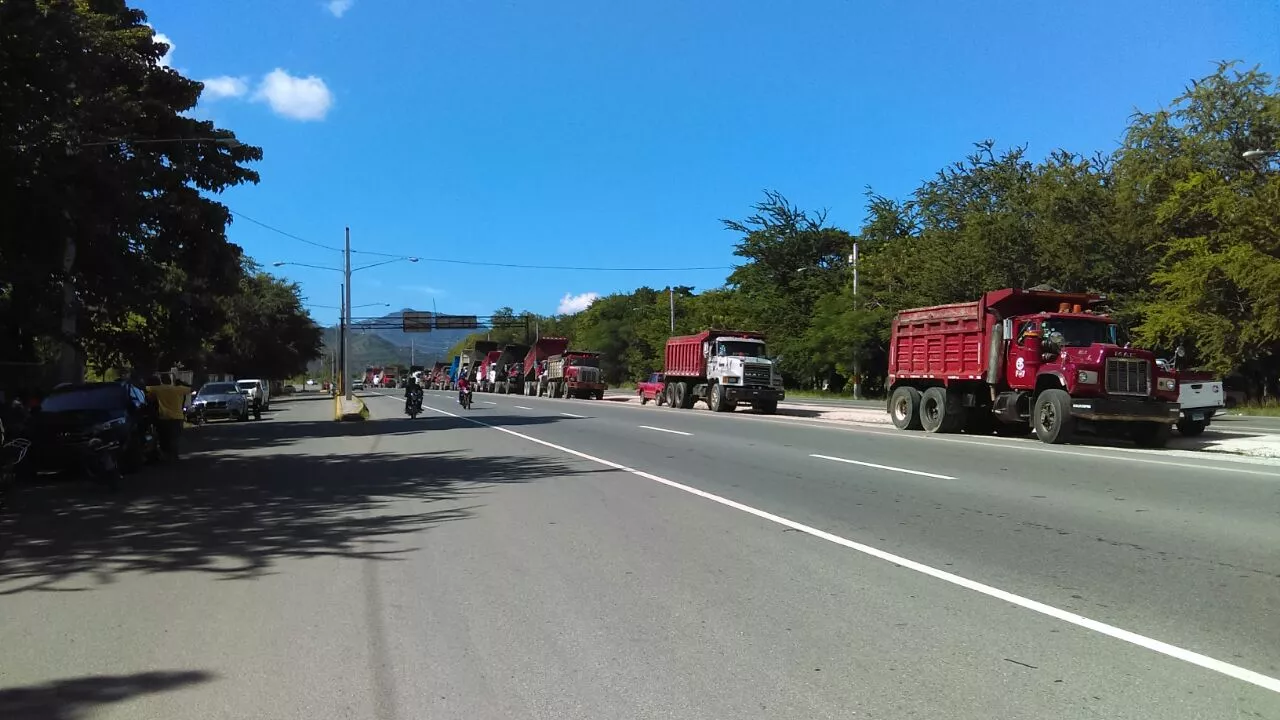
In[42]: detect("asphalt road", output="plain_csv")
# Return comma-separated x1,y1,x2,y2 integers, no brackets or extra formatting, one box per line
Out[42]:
1,390,1277,719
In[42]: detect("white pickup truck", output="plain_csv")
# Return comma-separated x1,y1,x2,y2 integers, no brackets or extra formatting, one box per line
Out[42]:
1157,360,1224,436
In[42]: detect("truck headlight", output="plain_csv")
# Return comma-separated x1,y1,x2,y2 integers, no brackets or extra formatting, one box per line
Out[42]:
723,376,740,384
1157,377,1177,391
1077,370,1098,384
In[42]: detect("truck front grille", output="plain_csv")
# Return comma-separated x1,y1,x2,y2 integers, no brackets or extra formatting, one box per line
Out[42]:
577,367,601,384
744,363,772,386
1105,357,1150,396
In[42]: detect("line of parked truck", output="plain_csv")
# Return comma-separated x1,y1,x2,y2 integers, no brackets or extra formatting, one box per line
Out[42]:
420,330,788,413
403,286,1226,449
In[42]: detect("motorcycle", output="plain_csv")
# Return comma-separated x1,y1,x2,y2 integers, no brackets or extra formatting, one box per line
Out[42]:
458,389,472,410
405,390,423,419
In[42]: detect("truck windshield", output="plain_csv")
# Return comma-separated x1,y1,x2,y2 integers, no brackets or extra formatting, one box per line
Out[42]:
567,357,600,367
716,341,766,357
1041,319,1120,347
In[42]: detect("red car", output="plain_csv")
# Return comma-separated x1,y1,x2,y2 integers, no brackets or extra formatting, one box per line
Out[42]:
637,373,665,405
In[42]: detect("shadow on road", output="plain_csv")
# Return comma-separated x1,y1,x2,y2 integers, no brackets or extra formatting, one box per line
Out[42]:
0,412,602,595
0,670,215,720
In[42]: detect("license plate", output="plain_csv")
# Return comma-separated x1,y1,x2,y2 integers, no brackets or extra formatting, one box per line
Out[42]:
1191,411,1205,421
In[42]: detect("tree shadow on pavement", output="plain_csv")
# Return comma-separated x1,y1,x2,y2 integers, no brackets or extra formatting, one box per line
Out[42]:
0,670,216,720
0,419,603,595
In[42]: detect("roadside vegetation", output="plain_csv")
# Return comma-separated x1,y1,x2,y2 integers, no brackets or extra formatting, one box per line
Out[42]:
447,62,1280,401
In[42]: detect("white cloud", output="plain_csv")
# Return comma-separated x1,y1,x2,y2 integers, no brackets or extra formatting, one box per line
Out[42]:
200,75,249,101
557,292,599,315
253,69,334,121
326,0,355,17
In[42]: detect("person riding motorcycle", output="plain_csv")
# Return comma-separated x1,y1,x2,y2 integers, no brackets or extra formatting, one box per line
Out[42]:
404,373,423,413
456,375,472,407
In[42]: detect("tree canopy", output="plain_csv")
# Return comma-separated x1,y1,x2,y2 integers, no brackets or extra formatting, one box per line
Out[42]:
0,0,320,385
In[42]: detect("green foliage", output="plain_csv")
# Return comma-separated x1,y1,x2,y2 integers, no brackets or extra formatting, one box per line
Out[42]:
0,0,278,380
1118,62,1280,375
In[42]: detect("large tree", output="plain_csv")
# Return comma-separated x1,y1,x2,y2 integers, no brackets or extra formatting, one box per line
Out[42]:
0,0,262,379
1117,62,1280,379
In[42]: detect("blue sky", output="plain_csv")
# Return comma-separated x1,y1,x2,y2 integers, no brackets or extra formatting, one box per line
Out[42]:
139,0,1280,326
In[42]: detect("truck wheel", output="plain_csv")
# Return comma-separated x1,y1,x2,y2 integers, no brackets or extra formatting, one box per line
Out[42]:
754,399,777,415
920,387,963,433
639,389,648,405
889,386,923,431
672,382,688,409
663,384,677,408
709,384,727,412
680,383,697,409
1032,389,1074,444
1176,419,1207,437
1133,422,1172,448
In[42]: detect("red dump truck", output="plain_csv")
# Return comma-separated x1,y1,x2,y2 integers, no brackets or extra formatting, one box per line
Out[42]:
493,344,530,394
544,351,607,399
478,350,504,392
662,329,784,413
518,337,570,396
887,288,1181,446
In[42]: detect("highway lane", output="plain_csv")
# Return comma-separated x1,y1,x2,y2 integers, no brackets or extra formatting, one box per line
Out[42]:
392,388,1280,688
1,391,1276,718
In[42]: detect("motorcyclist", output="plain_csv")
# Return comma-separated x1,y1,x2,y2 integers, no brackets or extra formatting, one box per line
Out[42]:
456,374,472,406
404,372,423,413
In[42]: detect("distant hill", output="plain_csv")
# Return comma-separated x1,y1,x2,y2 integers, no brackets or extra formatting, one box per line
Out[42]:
349,309,477,360
305,309,528,377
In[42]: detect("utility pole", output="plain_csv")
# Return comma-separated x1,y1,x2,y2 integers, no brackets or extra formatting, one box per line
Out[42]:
344,227,353,401
850,241,861,400
337,283,345,396
669,286,675,332
410,338,415,366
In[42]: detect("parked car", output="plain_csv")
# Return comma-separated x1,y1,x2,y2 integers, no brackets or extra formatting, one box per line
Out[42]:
638,373,665,405
191,382,251,422
352,380,366,391
19,381,158,478
236,378,270,410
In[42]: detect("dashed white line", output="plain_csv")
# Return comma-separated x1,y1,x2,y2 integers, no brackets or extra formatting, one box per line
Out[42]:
561,412,587,418
513,405,533,410
810,453,956,480
418,400,1280,695
639,425,692,436
483,401,497,405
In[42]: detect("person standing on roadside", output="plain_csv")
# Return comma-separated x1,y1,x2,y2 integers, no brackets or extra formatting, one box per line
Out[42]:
146,375,188,460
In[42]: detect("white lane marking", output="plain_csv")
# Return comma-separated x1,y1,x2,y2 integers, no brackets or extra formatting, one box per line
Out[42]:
579,399,1280,476
561,412,587,418
639,425,692,437
513,405,533,410
811,453,956,480
483,401,497,405
419,401,1280,695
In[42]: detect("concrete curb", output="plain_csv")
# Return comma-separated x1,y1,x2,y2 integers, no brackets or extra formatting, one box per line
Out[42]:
334,395,369,421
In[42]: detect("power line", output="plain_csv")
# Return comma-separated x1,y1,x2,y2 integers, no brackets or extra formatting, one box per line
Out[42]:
227,207,732,272
228,209,342,252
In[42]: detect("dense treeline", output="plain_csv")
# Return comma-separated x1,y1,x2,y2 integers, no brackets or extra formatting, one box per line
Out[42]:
0,1,322,386
449,63,1280,397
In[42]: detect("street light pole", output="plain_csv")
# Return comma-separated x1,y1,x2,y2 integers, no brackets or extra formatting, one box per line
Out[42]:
850,241,861,400
344,227,353,401
337,283,345,396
